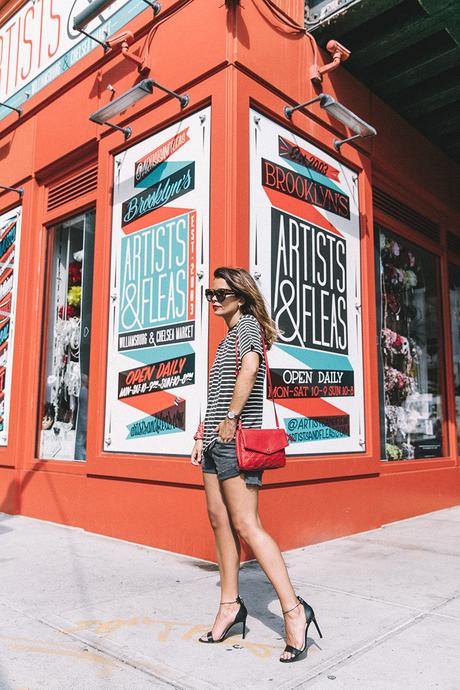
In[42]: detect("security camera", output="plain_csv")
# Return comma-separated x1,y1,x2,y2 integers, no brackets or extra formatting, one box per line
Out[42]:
310,39,351,83
326,40,351,62
105,31,150,75
106,31,135,49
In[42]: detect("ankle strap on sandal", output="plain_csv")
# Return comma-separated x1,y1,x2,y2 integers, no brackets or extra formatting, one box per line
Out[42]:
282,601,301,615
219,596,241,605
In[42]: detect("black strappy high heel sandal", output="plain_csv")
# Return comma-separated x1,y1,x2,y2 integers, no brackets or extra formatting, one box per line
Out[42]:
280,595,322,663
199,596,248,643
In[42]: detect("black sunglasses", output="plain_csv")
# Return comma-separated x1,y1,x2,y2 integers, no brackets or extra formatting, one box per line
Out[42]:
205,289,236,303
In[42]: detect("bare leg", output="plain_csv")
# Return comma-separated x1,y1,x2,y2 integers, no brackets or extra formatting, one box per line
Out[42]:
221,475,307,660
200,473,242,641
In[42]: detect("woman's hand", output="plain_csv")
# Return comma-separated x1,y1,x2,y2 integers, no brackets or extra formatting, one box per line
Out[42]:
215,418,238,442
191,440,203,465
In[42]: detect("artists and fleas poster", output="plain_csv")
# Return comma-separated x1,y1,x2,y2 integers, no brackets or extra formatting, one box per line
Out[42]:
250,110,365,454
105,108,210,454
0,206,21,446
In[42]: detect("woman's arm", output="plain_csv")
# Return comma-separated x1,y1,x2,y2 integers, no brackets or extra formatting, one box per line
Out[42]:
191,439,203,464
191,421,204,465
215,350,260,441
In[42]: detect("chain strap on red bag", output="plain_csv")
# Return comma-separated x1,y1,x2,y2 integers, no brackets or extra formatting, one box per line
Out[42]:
234,328,289,471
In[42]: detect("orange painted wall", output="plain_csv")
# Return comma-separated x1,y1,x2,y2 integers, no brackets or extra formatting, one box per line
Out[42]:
0,0,458,560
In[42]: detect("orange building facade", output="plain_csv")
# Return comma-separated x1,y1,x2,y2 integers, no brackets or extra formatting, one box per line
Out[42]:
0,0,459,560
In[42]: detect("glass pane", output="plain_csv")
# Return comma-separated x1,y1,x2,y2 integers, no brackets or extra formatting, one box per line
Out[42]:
449,264,460,451
39,210,95,461
376,225,444,460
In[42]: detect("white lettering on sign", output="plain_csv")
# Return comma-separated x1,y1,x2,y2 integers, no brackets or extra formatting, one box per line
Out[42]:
0,0,135,104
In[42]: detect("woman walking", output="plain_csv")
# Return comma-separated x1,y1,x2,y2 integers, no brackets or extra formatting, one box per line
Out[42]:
191,267,322,663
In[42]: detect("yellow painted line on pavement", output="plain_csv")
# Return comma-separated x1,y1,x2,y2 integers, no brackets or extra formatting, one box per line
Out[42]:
63,616,280,657
0,633,117,677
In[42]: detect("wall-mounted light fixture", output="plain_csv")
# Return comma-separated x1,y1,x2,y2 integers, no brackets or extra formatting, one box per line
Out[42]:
0,184,24,196
74,0,161,50
89,79,189,139
284,93,376,151
0,102,22,116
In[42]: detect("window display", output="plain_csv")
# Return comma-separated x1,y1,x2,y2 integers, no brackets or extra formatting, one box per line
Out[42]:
449,264,460,450
39,210,94,461
377,225,443,460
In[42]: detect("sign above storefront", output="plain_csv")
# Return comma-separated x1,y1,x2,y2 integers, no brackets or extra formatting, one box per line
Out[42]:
0,0,147,117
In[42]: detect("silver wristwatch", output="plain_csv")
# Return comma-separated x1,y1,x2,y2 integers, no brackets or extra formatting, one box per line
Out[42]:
226,410,239,420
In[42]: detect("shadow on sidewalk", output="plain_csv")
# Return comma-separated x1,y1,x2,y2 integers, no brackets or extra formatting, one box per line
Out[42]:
0,668,11,690
0,512,14,536
186,557,322,654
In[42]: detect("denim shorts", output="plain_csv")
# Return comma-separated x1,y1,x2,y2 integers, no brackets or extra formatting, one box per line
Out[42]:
202,439,263,487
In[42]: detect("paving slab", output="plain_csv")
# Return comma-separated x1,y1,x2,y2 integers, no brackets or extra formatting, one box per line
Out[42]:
285,519,460,611
0,516,209,618
415,511,460,523
303,609,460,690
0,603,170,690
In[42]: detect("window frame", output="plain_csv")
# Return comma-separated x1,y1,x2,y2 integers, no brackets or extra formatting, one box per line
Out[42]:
373,208,455,470
36,208,95,463
447,258,460,457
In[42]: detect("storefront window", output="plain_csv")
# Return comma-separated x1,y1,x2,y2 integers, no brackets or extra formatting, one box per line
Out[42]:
39,210,95,461
376,224,444,460
449,264,460,450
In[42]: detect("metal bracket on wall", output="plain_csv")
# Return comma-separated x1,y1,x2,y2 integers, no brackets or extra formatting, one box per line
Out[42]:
0,185,24,197
0,102,22,116
305,0,358,28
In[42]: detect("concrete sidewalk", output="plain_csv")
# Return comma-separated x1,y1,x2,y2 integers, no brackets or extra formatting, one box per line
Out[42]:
1,507,459,690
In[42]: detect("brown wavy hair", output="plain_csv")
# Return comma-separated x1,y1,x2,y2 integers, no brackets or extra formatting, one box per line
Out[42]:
214,267,278,349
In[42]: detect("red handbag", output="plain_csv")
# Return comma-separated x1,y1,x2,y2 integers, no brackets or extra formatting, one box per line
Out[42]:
234,330,289,471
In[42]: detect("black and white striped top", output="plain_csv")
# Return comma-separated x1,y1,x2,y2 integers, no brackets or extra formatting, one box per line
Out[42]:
203,315,265,451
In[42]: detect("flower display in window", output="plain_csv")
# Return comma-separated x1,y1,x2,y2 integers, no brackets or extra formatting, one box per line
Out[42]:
385,443,402,461
68,261,81,285
67,285,82,307
378,225,443,460
384,366,415,399
47,249,83,438
58,304,78,319
40,213,94,462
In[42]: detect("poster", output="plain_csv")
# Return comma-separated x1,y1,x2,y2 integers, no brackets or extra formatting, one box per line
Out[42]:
0,207,22,446
250,110,365,455
104,107,210,454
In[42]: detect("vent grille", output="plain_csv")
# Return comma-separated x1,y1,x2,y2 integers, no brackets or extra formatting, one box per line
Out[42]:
47,165,98,212
447,231,460,258
373,187,440,242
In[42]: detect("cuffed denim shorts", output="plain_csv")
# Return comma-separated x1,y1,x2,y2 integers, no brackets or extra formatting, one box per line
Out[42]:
202,439,263,487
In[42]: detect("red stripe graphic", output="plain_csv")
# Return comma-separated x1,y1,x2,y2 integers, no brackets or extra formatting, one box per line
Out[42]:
263,187,343,237
0,221,14,242
121,206,192,236
0,293,12,318
274,396,346,418
121,389,181,415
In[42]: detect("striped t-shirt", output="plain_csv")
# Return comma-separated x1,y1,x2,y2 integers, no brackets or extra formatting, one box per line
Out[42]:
203,314,266,451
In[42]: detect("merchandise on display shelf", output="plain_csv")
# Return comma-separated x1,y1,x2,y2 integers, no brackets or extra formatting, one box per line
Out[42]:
377,225,443,460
